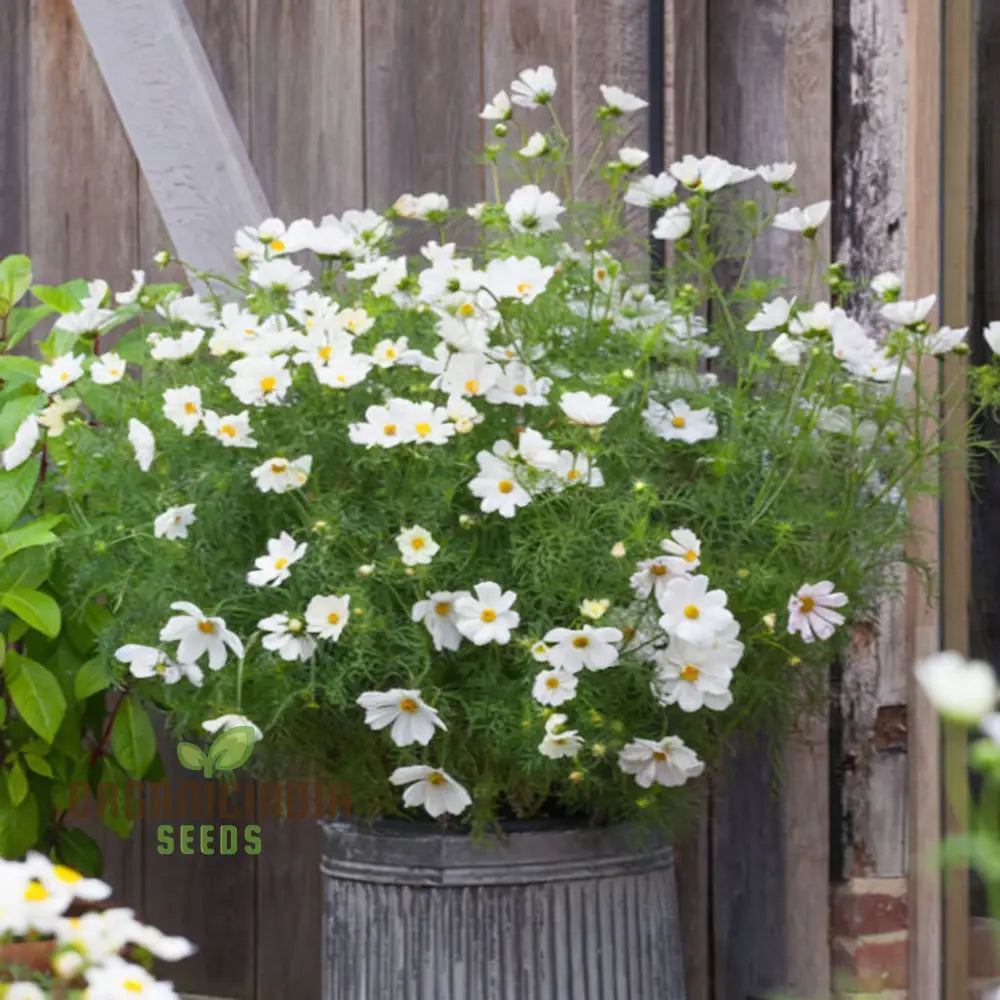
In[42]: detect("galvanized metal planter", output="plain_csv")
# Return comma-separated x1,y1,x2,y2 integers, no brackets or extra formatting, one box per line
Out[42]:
320,819,686,999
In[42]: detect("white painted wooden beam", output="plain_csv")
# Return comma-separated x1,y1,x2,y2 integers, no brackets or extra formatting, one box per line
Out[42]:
72,0,271,276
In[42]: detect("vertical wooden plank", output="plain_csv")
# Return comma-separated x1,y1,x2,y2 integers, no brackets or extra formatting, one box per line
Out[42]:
0,0,29,259
940,0,975,994
27,0,139,288
707,1,832,997
249,0,364,218
363,0,483,210
905,0,943,996
664,0,707,160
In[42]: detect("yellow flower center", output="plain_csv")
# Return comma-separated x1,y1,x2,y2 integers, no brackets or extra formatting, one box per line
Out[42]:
411,537,425,549
516,282,532,295
497,479,515,494
399,697,419,713
427,772,446,786
596,268,607,280
109,367,120,376
270,461,287,473
480,608,497,622
60,371,70,382
220,423,237,438
685,550,697,562
652,750,668,761
671,416,686,428
513,384,528,396
274,558,289,569
465,379,480,394
383,423,397,436
434,601,451,616
184,401,198,414
260,376,278,392
680,664,700,682
415,421,432,437
385,348,397,359
123,980,145,993
198,621,215,634
545,676,561,689
327,611,340,624
318,346,333,361
799,596,815,613
270,239,285,252
566,469,580,481
650,564,668,577
336,374,346,383
53,865,82,884
683,604,700,619
572,636,590,648
459,303,475,317
244,328,256,337
24,880,49,902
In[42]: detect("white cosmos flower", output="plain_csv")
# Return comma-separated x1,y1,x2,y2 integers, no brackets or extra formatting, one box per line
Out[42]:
348,400,411,448
617,147,649,169
436,351,502,399
871,271,903,297
600,84,648,113
246,531,307,588
160,601,244,670
37,353,85,394
84,956,180,1000
162,385,203,435
660,527,701,573
485,361,551,407
757,161,796,186
2,414,39,471
580,598,610,620
161,293,216,327
551,450,604,490
881,295,936,326
5,984,46,1000
400,400,455,445
153,504,197,540
249,258,312,292
650,638,737,712
396,525,439,566
115,269,145,304
618,735,705,788
510,65,556,107
202,409,257,448
390,765,472,818
514,428,560,470
531,640,550,662
202,713,262,740
787,581,848,642
669,154,754,192
24,853,112,906
114,643,203,687
643,399,717,443
128,418,155,471
148,328,205,361
226,354,292,407
482,256,555,304
771,333,805,365
250,454,312,494
915,651,999,725
519,132,549,158
411,591,468,652
468,448,532,518
629,556,677,601
558,391,618,426
747,296,795,332
371,337,408,367
624,172,678,209
505,184,564,233
305,593,350,641
357,689,446,747
258,613,317,662
538,713,584,759
657,574,735,643
532,668,579,707
922,325,967,355
480,89,512,120
454,581,520,645
985,321,1000,355
90,351,126,385
126,923,196,962
543,625,623,673
772,200,831,236
652,205,692,241
37,396,81,437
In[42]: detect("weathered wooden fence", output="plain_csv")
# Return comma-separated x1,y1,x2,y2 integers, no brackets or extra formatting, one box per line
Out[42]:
0,0,978,997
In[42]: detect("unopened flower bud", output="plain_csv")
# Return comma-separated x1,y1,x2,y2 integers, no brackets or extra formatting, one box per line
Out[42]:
357,564,375,577
610,541,626,558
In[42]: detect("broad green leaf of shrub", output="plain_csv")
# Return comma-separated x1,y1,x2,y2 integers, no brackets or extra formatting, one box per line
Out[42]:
95,758,133,838
0,779,38,857
75,657,112,700
5,304,53,350
5,651,66,743
56,826,103,878
0,516,62,563
23,753,53,778
1,587,61,637
31,284,81,314
0,458,40,532
0,255,32,313
6,758,28,806
110,695,156,780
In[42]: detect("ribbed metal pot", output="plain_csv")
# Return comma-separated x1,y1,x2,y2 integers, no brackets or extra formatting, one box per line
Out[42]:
320,819,686,999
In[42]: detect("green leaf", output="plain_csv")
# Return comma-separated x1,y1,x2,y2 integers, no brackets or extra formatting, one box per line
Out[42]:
75,657,112,700
0,515,62,563
56,826,103,878
95,757,133,838
31,284,79,314
0,543,54,591
23,753,53,778
6,758,28,806
5,304,54,350
5,650,67,742
176,742,207,772
1,587,61,637
0,255,33,313
0,779,38,857
110,695,156,779
0,356,41,389
0,393,45,449
0,457,40,531
206,726,256,774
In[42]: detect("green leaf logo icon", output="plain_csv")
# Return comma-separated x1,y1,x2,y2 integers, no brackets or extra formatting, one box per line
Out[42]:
176,727,256,777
